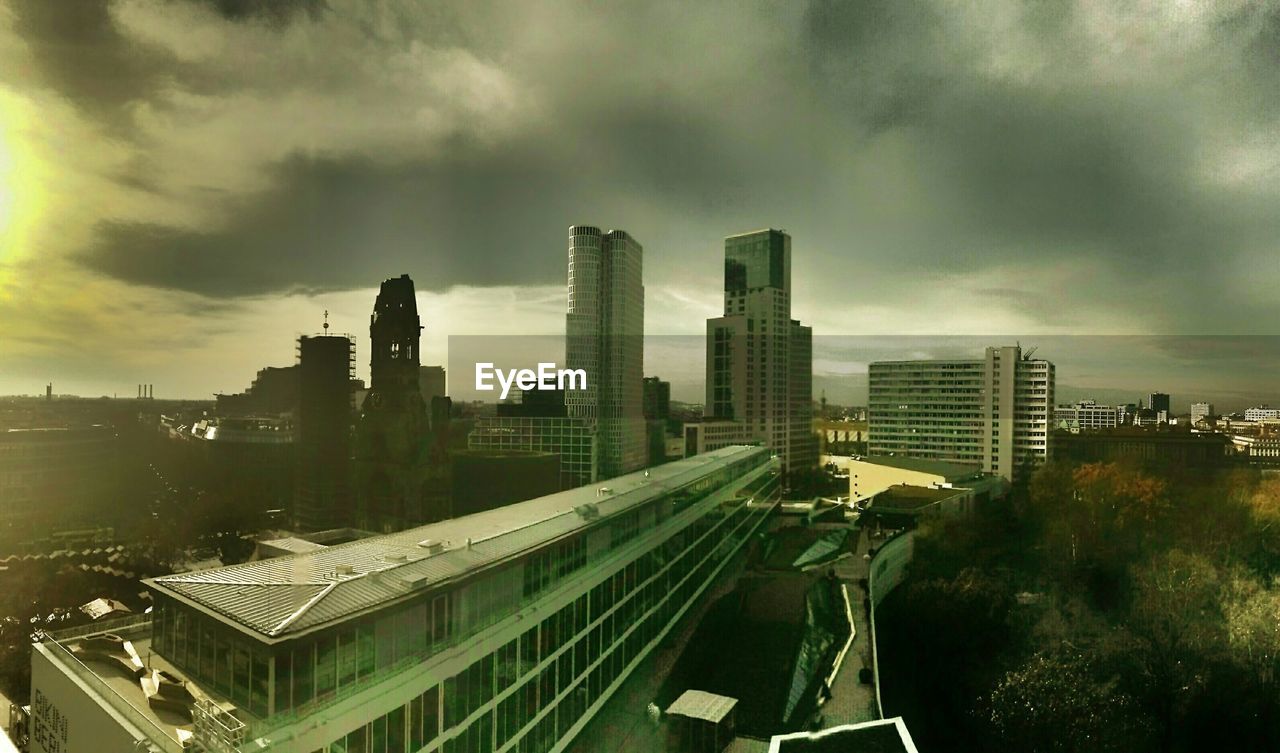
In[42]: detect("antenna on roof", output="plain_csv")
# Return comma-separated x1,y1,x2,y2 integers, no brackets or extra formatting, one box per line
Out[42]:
323,310,330,333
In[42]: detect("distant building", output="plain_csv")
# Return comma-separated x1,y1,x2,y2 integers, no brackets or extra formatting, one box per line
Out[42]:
182,416,294,525
419,365,447,406
868,345,1053,480
449,449,560,516
469,414,597,490
0,425,124,546
682,419,758,458
1148,392,1171,423
643,377,671,421
1245,405,1280,421
1055,428,1233,467
293,333,355,532
215,365,299,416
1054,400,1123,433
496,388,568,418
814,419,867,455
355,275,448,533
565,225,647,479
1191,401,1214,425
704,229,816,473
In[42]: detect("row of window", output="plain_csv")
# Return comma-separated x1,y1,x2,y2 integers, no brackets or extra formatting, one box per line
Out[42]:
317,477,776,753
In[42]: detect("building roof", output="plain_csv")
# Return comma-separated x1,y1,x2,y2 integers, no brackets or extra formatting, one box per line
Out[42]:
256,537,327,555
147,445,767,642
869,484,964,512
666,689,738,723
854,455,981,481
769,718,918,753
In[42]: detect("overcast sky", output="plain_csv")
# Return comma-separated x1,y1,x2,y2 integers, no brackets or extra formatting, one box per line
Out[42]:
1,1,1278,403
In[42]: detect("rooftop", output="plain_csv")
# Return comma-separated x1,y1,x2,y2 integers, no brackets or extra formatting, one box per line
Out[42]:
853,455,981,482
770,718,918,753
666,690,738,723
147,445,768,642
869,485,965,512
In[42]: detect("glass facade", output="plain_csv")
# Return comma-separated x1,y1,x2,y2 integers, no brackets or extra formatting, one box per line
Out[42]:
319,467,779,753
148,447,778,752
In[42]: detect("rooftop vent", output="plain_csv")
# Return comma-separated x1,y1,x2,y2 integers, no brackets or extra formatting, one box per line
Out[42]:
417,539,445,555
334,564,355,576
384,553,408,563
574,502,600,520
596,487,613,497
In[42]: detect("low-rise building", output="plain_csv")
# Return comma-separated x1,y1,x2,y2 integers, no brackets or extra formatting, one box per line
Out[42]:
1054,401,1122,433
681,421,759,459
30,446,780,753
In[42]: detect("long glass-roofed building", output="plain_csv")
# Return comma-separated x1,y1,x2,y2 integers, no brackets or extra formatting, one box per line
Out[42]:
30,445,780,753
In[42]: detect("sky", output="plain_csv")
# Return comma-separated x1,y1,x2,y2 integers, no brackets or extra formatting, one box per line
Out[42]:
0,1,1278,405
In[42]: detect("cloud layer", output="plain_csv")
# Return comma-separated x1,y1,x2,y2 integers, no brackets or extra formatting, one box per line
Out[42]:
2,0,1279,396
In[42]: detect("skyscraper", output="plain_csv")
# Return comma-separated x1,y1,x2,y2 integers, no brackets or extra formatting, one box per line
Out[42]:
355,274,448,533
294,332,355,531
1190,401,1213,425
1148,392,1171,422
704,228,816,472
565,225,646,478
868,345,1054,480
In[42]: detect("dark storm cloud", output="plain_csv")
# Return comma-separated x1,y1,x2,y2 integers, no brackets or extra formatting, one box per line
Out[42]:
8,0,174,123
38,0,1280,334
196,0,328,24
80,150,577,297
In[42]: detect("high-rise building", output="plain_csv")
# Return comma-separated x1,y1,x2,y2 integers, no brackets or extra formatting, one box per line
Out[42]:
29,445,780,753
704,229,816,472
642,377,672,467
642,377,670,421
565,225,646,479
868,345,1054,479
355,275,448,533
294,332,355,531
1148,392,1171,422
1190,401,1214,425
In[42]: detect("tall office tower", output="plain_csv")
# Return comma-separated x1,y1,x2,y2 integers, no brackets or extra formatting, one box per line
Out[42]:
30,446,781,753
355,275,447,533
1148,392,1171,421
294,333,355,531
642,376,671,421
868,345,1054,480
565,225,646,479
1190,401,1214,425
704,228,816,472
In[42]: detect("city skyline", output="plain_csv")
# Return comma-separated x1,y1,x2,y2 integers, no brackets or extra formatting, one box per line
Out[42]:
4,2,1280,399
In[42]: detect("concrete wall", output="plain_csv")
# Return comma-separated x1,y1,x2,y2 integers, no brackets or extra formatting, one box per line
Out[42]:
30,645,149,753
848,461,946,503
867,531,915,719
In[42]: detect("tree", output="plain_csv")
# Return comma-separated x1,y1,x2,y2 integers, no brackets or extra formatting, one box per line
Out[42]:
1223,575,1280,745
985,650,1154,752
1127,549,1224,752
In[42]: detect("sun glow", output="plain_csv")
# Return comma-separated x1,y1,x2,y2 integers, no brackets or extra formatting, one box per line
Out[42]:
0,87,46,272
